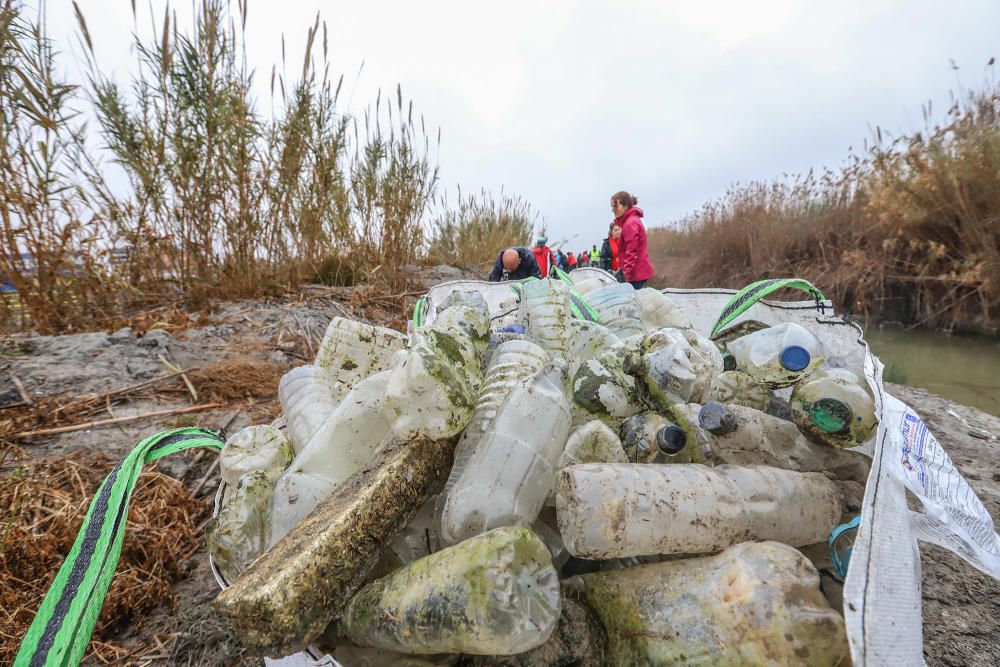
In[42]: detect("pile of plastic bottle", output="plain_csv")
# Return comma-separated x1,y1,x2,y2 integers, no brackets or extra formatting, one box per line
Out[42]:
208,277,877,666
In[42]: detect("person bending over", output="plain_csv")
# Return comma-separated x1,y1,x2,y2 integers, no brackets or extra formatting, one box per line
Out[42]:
488,247,543,281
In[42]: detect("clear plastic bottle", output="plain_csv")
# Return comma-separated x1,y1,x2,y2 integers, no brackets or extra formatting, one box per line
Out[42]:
585,284,644,339
556,463,842,558
208,470,274,581
571,344,644,419
635,288,693,330
695,402,870,481
790,367,878,447
336,527,561,656
619,412,691,463
219,424,294,486
564,318,621,380
440,361,572,545
727,321,825,388
634,328,717,407
574,541,849,666
519,279,572,360
559,420,628,469
314,316,407,387
708,369,770,412
277,364,344,453
569,277,607,295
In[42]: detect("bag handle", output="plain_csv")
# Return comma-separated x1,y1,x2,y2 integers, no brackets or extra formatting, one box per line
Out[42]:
711,278,826,337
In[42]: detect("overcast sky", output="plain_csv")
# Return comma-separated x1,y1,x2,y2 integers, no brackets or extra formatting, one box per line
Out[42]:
50,1,999,248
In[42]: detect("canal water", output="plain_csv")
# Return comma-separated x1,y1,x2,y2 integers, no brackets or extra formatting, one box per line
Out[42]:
862,326,1000,417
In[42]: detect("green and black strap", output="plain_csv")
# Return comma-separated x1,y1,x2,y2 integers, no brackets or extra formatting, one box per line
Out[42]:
711,278,826,338
16,427,225,667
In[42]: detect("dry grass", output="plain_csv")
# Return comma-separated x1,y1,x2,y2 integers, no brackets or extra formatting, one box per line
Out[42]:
0,453,211,664
648,78,1000,333
188,356,284,403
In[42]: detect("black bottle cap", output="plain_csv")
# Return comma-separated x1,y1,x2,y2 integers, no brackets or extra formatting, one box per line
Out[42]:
699,402,737,436
656,425,687,455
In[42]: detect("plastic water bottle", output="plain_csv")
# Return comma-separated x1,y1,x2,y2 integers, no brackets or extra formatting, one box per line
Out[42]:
440,361,572,545
389,496,440,564
438,340,550,528
559,420,628,469
219,424,294,486
519,279,572,360
585,284,644,339
564,318,621,380
619,412,691,463
635,288,693,330
708,369,771,412
277,365,344,453
572,344,644,419
790,367,878,447
314,316,407,387
208,470,274,581
727,321,825,388
574,541,849,666
569,277,607,295
695,402,870,481
556,463,842,558
633,328,719,407
384,305,489,439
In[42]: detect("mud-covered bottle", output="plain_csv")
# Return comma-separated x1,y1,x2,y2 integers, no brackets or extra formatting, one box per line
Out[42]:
440,361,572,545
727,321,824,388
556,463,842,558
572,541,849,666
707,369,770,411
519,279,572,360
335,527,561,656
619,412,691,463
314,316,407,387
633,327,719,407
219,424,294,486
572,343,644,419
791,367,878,447
277,365,344,453
585,284,644,339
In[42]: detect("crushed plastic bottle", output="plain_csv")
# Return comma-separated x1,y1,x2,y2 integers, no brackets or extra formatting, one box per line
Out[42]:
573,541,849,666
727,321,825,388
572,344,644,419
585,284,645,339
791,367,878,447
619,412,691,463
314,316,407,387
635,287,693,330
219,424,294,486
519,279,572,360
277,365,343,453
440,361,571,545
563,318,621,379
632,327,716,407
708,369,771,411
556,463,842,558
384,305,488,439
558,420,628,469
335,526,561,656
208,470,273,582
695,402,870,481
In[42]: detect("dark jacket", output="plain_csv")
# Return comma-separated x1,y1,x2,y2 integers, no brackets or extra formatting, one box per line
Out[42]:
488,247,543,281
600,238,613,270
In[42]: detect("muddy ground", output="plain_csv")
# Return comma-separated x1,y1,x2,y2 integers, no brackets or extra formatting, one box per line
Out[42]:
2,268,998,666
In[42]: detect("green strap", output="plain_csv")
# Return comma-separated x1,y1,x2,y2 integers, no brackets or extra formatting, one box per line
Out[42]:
412,295,428,328
16,427,225,667
711,278,826,337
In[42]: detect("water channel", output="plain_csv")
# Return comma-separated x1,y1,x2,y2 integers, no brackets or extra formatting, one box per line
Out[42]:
862,325,1000,417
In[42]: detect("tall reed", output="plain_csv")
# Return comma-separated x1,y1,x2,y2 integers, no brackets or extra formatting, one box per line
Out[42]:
427,188,536,272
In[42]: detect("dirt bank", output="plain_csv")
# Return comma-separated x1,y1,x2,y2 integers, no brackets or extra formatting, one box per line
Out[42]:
1,271,997,665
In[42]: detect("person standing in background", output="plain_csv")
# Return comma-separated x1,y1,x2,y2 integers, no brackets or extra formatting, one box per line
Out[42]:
611,191,654,289
600,223,621,271
567,251,578,270
532,236,556,277
590,245,600,264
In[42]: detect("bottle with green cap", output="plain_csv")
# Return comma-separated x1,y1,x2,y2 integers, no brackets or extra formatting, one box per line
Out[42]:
619,412,691,463
726,321,824,388
790,367,878,448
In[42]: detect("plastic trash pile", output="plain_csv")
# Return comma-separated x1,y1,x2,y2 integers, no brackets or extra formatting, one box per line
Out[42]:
208,277,878,666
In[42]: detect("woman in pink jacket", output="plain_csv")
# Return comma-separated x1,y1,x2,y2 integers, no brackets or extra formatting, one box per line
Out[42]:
611,191,654,289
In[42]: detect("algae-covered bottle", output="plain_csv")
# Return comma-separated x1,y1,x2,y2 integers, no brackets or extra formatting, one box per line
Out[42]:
559,420,628,469
314,316,407,387
573,540,849,666
585,284,645,339
696,402,870,481
619,412,690,463
632,327,712,406
219,424,294,486
208,470,274,582
564,318,621,380
556,463,842,558
335,526,561,656
572,344,644,419
791,367,878,447
519,279,573,360
707,369,770,411
727,321,825,388
635,287,692,330
440,361,572,545
277,364,344,453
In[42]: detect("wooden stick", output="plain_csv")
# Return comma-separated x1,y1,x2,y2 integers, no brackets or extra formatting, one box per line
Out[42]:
191,457,221,496
11,375,32,405
11,403,223,439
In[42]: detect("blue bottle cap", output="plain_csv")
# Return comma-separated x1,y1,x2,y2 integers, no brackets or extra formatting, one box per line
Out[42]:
779,345,811,372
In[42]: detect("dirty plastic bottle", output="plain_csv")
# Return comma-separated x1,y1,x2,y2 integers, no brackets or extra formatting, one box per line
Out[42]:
727,321,825,388
619,412,690,463
569,277,607,295
390,496,441,564
695,402,870,481
556,463,842,558
438,288,488,314
791,367,878,447
708,369,771,412
585,284,644,339
519,279,572,360
441,361,572,545
440,340,550,519
493,295,521,330
564,318,621,380
559,420,628,469
573,541,849,666
314,316,408,387
384,305,488,440
208,470,273,582
572,344,644,419
219,424,294,486
277,365,344,453
336,527,562,656
635,288,693,330
633,328,717,407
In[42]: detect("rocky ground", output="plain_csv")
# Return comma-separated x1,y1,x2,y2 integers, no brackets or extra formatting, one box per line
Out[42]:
1,267,998,666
